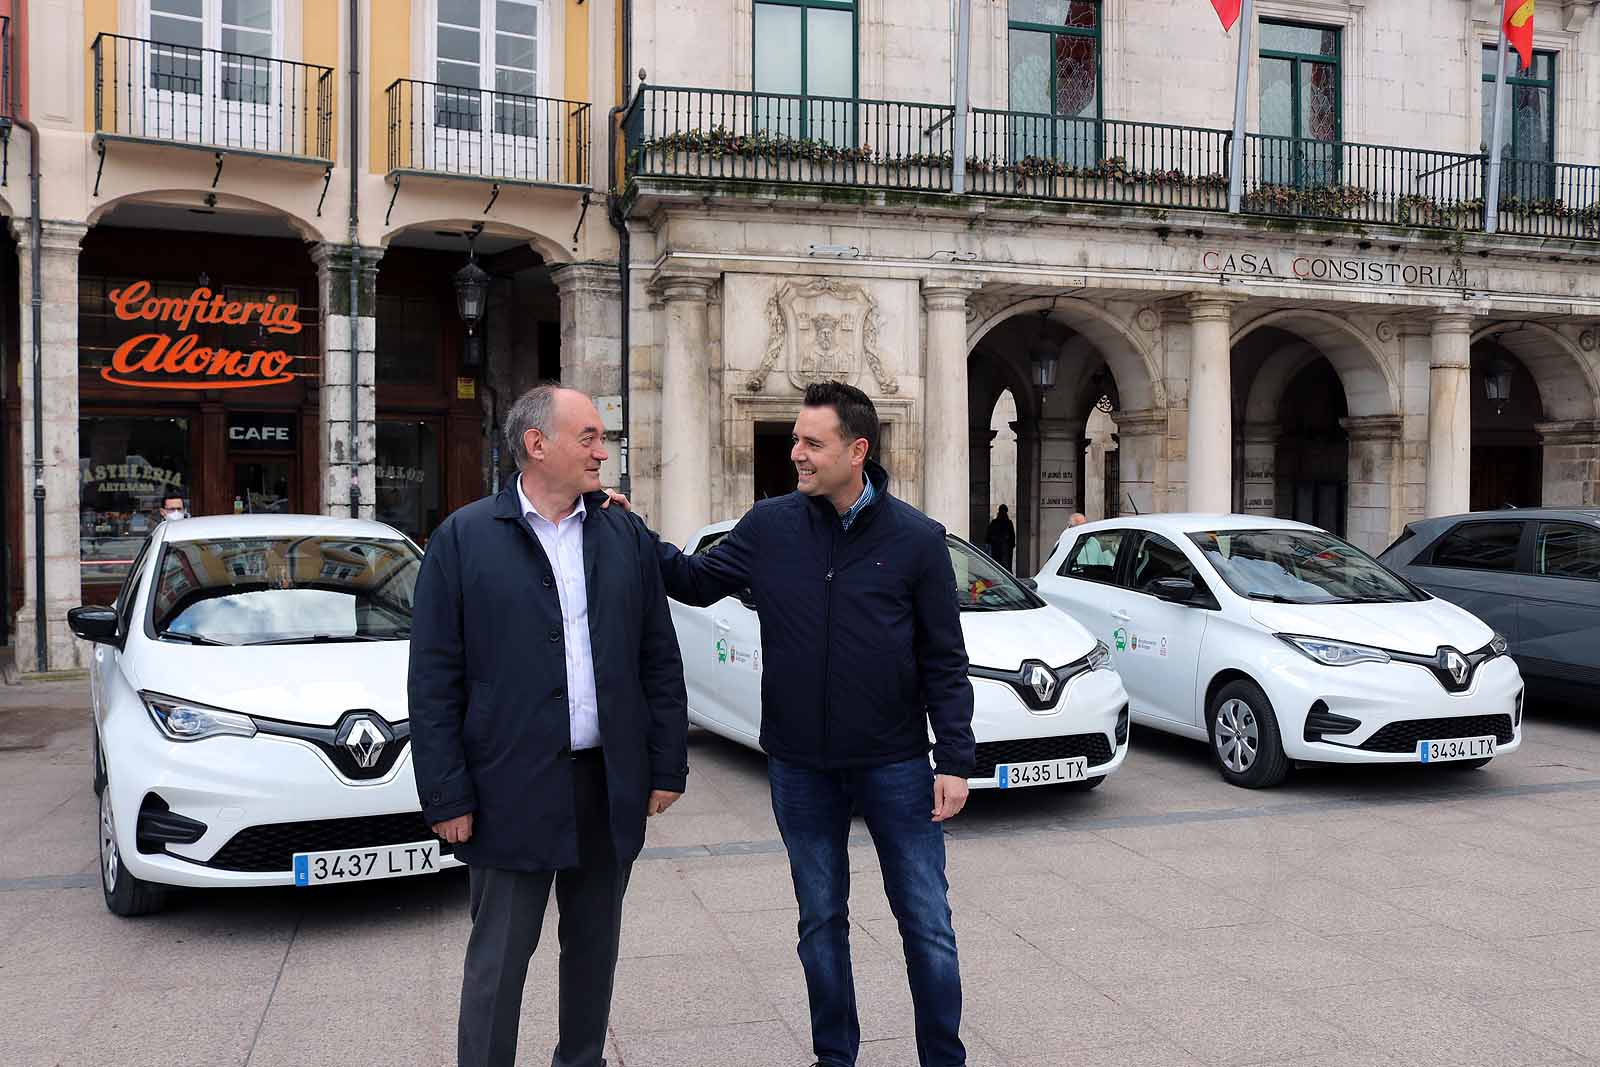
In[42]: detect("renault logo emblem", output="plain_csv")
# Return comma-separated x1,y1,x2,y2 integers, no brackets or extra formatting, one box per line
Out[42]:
1439,647,1470,688
1025,662,1059,705
335,713,393,770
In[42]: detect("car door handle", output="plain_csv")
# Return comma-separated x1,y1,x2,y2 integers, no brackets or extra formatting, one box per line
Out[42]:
1112,610,1132,621
714,618,732,632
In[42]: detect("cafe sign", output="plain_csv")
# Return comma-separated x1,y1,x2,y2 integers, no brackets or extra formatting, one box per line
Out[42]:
101,281,307,390
1201,250,1469,290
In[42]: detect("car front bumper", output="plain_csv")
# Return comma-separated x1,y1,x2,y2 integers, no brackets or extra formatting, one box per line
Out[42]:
966,666,1130,789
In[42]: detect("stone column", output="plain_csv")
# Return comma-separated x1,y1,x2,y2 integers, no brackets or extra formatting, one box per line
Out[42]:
1036,417,1085,552
1239,422,1280,516
1536,419,1600,507
1426,313,1473,517
1341,415,1403,552
1013,417,1040,573
1114,408,1170,517
657,273,715,545
922,286,972,536
12,220,89,673
552,262,624,485
312,244,383,520
1185,295,1239,513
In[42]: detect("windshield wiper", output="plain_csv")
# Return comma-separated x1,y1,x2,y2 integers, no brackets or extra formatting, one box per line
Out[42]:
242,633,395,646
157,631,231,646
1245,593,1304,604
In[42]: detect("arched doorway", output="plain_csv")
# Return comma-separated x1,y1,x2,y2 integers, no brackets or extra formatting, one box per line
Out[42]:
1469,340,1543,511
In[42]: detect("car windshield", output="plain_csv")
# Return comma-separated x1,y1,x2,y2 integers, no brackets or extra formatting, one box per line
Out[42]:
149,535,421,645
1187,528,1423,605
948,537,1041,611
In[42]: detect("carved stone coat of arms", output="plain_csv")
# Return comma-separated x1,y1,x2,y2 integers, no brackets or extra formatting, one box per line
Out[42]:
747,278,899,394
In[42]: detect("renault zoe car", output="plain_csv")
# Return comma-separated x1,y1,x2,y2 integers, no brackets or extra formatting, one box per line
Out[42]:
1034,515,1524,788
672,522,1131,791
68,515,459,915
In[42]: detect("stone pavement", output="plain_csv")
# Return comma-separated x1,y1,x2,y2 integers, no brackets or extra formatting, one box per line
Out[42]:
2,677,1599,1066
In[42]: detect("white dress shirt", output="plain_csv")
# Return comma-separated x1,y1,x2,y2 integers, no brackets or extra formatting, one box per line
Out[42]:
517,477,602,751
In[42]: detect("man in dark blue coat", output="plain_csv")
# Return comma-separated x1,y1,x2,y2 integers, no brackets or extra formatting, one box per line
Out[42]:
409,384,689,1067
650,381,975,1067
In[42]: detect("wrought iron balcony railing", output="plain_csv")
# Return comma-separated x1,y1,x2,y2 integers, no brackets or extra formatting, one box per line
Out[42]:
91,33,333,161
386,79,590,187
626,85,1600,242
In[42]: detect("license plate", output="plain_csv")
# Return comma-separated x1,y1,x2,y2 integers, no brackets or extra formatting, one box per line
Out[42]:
293,840,442,886
995,757,1089,789
1417,735,1496,764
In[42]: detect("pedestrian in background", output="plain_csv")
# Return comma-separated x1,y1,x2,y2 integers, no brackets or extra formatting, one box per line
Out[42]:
409,384,689,1067
644,380,974,1067
985,503,1015,571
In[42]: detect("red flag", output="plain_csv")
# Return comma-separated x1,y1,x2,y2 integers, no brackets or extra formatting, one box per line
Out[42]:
1211,0,1242,30
1503,0,1535,70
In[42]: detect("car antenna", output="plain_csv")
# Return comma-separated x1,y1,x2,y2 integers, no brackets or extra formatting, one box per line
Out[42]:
1126,492,1140,515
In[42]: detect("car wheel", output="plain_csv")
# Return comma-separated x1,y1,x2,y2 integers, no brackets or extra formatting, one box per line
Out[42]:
99,789,166,917
1442,757,1493,771
1064,775,1105,792
1207,680,1289,789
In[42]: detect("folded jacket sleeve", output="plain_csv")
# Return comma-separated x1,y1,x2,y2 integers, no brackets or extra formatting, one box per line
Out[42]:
406,519,478,824
913,525,976,778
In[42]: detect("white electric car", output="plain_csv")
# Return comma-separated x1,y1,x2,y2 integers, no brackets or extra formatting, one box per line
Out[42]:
68,515,459,916
672,522,1131,791
1034,515,1524,788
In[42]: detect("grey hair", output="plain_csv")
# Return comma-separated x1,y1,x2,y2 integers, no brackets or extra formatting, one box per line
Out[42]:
505,384,564,467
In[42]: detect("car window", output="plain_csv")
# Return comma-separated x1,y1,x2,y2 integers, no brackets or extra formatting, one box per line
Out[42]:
1190,528,1424,604
116,537,153,634
1426,521,1523,572
694,531,730,555
1127,533,1201,594
1060,530,1127,584
149,535,421,645
1536,522,1600,581
948,536,1042,612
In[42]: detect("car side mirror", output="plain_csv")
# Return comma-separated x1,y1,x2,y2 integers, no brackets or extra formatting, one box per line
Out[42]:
67,605,121,645
1148,577,1197,604
1019,577,1039,591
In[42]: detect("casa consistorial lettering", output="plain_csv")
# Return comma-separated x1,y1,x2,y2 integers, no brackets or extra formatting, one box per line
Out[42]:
1202,250,1469,290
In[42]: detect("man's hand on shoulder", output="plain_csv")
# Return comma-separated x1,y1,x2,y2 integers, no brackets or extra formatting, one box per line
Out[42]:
432,813,473,844
646,789,681,816
600,489,633,512
931,775,968,822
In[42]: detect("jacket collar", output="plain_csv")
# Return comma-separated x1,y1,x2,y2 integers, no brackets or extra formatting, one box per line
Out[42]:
492,477,607,525
807,458,892,526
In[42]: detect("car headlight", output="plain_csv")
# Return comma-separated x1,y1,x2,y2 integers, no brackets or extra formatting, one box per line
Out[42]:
1087,640,1112,671
1276,634,1391,667
141,692,257,742
1489,632,1508,656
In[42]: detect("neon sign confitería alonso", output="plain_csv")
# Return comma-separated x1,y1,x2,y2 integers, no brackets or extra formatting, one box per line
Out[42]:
101,281,306,390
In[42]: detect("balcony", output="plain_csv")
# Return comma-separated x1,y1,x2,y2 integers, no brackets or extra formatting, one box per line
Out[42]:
91,33,334,182
625,85,1600,243
385,78,590,196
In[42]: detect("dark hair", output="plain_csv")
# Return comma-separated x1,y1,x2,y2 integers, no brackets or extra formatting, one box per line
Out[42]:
803,380,879,456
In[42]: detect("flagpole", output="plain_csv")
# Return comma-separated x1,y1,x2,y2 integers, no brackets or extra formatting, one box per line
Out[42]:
1485,28,1511,234
952,0,972,195
1226,0,1255,214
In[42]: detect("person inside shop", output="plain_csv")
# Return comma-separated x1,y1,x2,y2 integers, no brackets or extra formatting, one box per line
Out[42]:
160,496,189,522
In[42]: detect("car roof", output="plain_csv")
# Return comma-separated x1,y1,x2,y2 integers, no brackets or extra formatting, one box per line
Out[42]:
1411,508,1600,527
157,514,411,543
1062,513,1324,538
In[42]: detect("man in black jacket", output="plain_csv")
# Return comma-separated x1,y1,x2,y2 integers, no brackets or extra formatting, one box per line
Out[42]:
409,385,689,1067
652,381,975,1067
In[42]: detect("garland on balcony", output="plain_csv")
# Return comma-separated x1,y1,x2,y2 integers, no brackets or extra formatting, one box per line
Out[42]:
1241,183,1373,215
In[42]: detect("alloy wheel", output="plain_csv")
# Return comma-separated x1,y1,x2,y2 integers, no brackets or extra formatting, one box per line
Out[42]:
1214,698,1259,773
100,790,119,893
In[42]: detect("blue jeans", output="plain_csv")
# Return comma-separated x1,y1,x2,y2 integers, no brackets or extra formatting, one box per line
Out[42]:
768,755,965,1067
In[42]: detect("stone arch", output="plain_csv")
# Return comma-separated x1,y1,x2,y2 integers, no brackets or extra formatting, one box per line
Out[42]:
967,295,1167,413
1232,308,1399,420
1471,321,1600,422
380,218,574,267
86,189,323,242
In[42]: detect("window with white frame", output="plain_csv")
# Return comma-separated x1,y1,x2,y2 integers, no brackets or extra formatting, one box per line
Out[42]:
435,0,543,135
148,0,274,105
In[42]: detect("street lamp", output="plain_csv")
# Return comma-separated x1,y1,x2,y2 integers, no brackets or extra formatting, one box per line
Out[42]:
453,253,490,369
1027,310,1059,391
1483,357,1514,414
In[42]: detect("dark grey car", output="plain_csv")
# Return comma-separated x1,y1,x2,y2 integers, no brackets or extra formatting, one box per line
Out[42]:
1380,509,1600,702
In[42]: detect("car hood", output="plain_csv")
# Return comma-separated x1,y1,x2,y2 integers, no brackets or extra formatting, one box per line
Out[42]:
961,605,1097,671
124,640,411,727
1247,598,1494,655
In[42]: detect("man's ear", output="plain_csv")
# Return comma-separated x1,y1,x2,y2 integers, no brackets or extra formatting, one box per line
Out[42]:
850,437,870,466
523,427,544,462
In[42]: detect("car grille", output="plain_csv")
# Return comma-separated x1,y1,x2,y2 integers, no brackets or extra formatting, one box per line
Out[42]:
204,811,452,872
1358,714,1514,754
973,733,1115,778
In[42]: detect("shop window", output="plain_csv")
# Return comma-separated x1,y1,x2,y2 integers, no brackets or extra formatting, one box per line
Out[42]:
1481,46,1556,200
1258,20,1341,188
80,417,192,589
1008,0,1100,165
753,0,856,142
377,295,446,387
376,421,443,544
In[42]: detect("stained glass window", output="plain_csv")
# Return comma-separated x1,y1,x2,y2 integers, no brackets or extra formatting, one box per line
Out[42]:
1481,46,1555,200
1258,20,1340,188
1007,1,1100,165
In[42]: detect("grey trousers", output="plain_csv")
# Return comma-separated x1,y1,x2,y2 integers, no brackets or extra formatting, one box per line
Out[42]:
457,753,632,1067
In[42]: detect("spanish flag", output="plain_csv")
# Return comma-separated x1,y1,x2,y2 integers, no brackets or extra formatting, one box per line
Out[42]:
1210,0,1242,31
1503,0,1535,70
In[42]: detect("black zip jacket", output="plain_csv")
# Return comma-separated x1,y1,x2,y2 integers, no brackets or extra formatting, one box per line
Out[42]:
655,460,975,777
